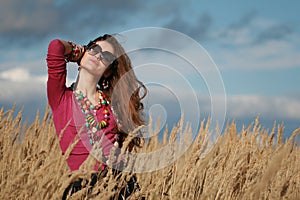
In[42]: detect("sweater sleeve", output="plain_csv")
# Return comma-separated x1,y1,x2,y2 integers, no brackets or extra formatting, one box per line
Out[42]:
46,39,68,111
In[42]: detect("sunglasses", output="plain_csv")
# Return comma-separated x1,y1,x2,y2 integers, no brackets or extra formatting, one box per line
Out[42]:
86,43,116,66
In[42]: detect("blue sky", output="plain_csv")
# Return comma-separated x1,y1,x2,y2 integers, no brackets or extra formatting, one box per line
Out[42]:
0,0,299,138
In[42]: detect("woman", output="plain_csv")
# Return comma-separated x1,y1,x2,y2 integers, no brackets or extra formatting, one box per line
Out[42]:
46,34,147,198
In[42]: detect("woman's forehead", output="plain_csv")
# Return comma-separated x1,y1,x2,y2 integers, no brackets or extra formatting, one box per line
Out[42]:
96,40,114,54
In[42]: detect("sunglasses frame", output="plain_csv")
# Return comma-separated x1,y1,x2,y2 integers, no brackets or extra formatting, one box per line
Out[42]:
86,42,116,66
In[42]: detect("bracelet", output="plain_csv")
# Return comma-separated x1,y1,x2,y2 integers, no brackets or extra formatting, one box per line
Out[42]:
65,41,84,63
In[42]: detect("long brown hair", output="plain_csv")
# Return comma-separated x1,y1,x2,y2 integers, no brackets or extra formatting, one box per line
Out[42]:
90,34,147,150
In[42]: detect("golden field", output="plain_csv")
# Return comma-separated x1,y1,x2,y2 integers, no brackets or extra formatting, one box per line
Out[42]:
0,105,299,200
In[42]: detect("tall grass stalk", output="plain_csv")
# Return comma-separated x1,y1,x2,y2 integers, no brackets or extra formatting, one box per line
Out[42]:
0,106,299,199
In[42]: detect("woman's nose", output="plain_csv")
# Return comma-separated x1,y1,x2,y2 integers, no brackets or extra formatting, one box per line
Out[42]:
94,52,102,61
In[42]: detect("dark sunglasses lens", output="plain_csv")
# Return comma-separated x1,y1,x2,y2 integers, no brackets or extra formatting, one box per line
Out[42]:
88,44,102,55
102,51,116,64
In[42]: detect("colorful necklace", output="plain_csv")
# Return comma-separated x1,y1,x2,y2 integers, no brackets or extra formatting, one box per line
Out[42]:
74,89,110,145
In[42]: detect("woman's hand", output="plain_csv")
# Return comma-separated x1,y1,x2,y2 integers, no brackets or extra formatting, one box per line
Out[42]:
61,40,85,63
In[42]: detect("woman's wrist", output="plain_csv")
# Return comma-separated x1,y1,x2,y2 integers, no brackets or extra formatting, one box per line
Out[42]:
60,40,84,63
60,40,72,55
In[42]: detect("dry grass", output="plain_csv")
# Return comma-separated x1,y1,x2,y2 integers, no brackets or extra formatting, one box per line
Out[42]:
0,105,299,200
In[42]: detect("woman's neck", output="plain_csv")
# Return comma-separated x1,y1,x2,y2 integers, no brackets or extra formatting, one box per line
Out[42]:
75,69,101,104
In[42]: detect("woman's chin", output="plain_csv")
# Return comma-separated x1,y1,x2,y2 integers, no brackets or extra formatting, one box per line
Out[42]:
82,66,104,77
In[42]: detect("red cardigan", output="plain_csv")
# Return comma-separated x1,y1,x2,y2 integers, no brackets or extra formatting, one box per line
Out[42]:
46,39,118,171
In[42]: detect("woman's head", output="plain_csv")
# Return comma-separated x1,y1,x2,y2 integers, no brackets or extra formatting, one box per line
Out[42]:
86,34,147,149
79,38,116,78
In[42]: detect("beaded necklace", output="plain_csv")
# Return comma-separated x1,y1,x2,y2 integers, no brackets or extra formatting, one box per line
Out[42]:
74,89,110,145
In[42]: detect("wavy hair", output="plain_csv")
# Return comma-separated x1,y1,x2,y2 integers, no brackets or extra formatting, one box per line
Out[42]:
89,34,147,151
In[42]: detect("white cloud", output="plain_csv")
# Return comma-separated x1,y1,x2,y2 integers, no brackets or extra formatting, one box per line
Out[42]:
144,86,300,121
227,95,300,120
0,67,48,83
0,68,31,82
0,66,75,102
213,17,300,70
0,79,45,102
217,40,300,69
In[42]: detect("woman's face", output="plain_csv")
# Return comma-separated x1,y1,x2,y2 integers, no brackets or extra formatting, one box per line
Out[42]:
80,40,115,77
